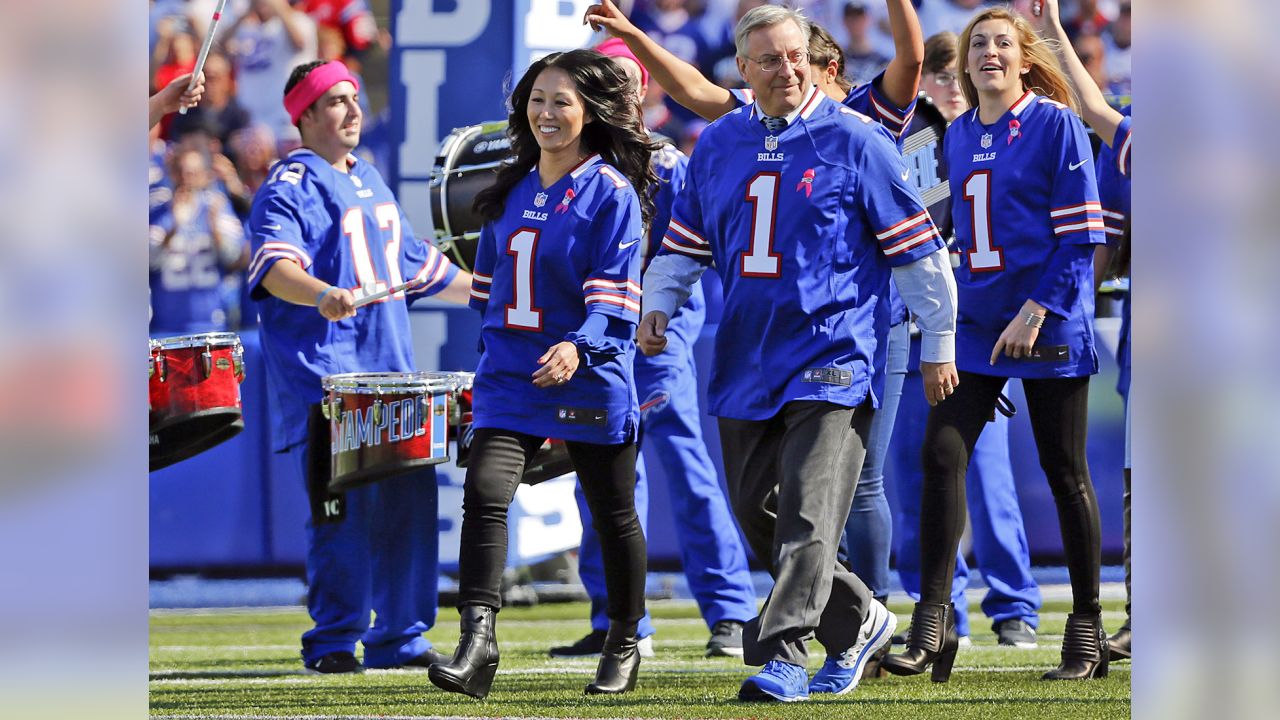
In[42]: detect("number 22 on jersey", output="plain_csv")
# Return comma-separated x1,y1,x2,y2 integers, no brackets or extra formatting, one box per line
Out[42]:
962,171,1005,272
342,203,405,301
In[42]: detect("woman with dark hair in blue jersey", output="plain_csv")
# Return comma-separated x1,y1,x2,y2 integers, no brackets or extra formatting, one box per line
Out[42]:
426,48,660,700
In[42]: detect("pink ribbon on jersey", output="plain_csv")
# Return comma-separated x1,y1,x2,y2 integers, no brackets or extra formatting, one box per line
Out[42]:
555,188,575,213
1008,119,1021,145
284,61,361,126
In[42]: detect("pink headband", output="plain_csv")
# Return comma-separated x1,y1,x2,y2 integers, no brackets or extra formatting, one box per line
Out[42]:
596,38,649,89
284,61,361,125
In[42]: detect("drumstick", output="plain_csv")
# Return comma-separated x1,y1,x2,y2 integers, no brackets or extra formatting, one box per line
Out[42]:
353,278,423,308
179,0,229,115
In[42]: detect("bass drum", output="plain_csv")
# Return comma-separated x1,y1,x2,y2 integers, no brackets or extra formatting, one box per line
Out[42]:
429,120,512,272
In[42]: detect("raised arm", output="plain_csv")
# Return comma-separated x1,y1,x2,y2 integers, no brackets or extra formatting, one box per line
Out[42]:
880,0,925,109
1032,0,1124,145
584,0,735,121
149,71,205,128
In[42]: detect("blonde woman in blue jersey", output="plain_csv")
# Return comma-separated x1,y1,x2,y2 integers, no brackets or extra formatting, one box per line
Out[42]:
426,49,659,700
881,6,1109,682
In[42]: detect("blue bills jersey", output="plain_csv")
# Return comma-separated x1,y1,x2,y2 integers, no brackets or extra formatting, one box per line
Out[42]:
1098,110,1132,395
149,190,247,334
468,155,642,444
639,142,705,368
733,74,918,328
661,86,944,420
247,149,459,452
945,91,1106,378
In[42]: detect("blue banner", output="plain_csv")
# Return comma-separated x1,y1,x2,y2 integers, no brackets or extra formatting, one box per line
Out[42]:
389,1,599,236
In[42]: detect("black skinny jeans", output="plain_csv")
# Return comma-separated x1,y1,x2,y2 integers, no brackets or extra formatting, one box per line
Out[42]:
919,371,1102,616
457,427,646,626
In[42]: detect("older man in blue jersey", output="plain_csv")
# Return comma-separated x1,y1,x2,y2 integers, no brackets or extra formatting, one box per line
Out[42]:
639,5,958,702
246,60,472,674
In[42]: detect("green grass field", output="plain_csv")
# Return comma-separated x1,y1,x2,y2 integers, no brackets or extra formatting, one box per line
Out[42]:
150,598,1129,719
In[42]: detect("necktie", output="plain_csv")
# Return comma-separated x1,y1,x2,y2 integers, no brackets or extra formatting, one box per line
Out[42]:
762,115,788,134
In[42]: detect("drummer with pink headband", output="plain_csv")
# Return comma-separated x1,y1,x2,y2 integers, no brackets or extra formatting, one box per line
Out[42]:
245,59,473,676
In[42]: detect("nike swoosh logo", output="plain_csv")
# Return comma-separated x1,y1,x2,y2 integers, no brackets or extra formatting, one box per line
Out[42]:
264,224,282,231
901,169,911,181
619,238,641,249
1069,159,1089,171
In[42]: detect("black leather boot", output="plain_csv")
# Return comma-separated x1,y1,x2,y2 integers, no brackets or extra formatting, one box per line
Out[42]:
1107,619,1131,661
584,621,641,695
428,605,499,699
880,602,959,683
1043,613,1109,680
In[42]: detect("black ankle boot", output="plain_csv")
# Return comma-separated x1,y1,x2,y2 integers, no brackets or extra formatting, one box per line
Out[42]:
585,621,641,695
428,605,499,699
1107,619,1131,661
880,602,959,683
1043,613,1108,680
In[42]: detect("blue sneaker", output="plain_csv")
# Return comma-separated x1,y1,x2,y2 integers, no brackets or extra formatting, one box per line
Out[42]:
809,598,897,695
738,660,809,702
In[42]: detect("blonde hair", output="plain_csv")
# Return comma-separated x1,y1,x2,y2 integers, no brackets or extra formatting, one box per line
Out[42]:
958,7,1077,113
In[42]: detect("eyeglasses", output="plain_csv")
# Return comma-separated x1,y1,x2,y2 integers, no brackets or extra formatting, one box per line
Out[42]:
930,72,960,87
744,49,809,73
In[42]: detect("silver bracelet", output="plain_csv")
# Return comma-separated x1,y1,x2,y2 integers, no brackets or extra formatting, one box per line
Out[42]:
1024,312,1046,329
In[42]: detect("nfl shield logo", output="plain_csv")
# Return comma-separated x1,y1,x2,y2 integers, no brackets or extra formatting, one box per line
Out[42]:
534,192,548,207
980,133,993,149
765,135,778,151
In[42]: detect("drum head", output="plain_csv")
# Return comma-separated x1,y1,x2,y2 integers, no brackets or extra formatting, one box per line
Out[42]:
430,120,512,272
323,371,459,394
155,332,241,350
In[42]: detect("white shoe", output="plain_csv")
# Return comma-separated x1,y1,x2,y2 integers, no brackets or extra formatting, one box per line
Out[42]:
637,635,655,658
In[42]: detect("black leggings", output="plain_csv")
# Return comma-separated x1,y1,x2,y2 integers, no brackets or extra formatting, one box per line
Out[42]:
919,371,1101,616
457,427,646,624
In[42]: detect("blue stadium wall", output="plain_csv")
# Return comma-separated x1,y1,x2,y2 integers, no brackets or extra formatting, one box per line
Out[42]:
149,1,1127,572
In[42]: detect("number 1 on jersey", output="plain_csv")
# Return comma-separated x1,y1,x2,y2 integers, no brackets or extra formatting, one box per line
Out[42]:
505,229,543,330
741,173,782,278
962,171,1005,272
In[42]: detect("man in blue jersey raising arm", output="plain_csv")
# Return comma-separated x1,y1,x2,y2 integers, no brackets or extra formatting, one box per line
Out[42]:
246,60,472,675
638,5,958,703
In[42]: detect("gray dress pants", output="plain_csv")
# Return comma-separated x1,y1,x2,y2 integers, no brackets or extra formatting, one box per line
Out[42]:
719,400,875,666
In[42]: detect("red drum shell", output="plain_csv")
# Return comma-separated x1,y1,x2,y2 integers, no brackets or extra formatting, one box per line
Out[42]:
149,333,245,470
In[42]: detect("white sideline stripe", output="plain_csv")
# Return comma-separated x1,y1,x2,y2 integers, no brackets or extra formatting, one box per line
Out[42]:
149,716,547,720
156,645,296,652
150,661,1129,688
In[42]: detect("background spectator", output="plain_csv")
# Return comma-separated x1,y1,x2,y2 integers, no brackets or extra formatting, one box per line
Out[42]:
168,52,251,155
225,0,318,151
150,147,250,335
1102,1,1131,106
843,1,891,86
300,0,378,59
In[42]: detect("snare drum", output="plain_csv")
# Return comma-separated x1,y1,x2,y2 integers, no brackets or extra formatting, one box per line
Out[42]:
429,121,511,272
149,332,246,470
323,372,462,492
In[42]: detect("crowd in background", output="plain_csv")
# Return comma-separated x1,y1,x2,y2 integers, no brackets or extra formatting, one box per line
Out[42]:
148,0,1132,336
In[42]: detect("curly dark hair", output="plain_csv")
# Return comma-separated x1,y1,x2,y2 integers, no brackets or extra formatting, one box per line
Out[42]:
474,49,660,228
